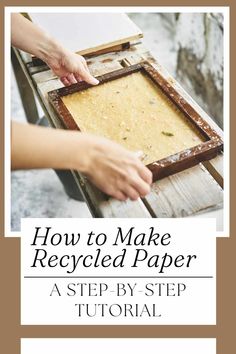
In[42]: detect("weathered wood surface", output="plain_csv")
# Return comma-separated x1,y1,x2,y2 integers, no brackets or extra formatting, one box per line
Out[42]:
203,154,224,188
16,43,224,226
143,164,223,218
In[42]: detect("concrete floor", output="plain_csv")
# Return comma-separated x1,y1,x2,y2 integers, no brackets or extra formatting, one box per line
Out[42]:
10,14,180,231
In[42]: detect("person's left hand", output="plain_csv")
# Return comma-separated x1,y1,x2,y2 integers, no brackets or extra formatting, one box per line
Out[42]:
46,48,99,86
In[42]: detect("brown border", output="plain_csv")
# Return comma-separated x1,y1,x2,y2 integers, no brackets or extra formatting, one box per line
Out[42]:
0,3,234,354
48,62,223,181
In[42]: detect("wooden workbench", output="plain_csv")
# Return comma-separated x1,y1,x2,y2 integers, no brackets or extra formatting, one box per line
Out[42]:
11,41,224,230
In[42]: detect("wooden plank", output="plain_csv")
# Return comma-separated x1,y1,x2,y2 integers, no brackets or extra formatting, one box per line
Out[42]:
28,42,148,77
28,13,143,56
18,49,32,64
143,164,223,218
99,198,151,218
86,43,148,76
84,42,130,58
32,69,58,84
32,43,131,66
27,62,49,75
202,154,224,188
33,77,64,128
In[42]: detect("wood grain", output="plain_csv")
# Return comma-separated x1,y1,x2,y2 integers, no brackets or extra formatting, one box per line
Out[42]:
203,154,224,188
143,164,223,218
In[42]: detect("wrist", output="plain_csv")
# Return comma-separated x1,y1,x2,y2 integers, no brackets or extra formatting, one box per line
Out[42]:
65,132,96,175
37,34,64,68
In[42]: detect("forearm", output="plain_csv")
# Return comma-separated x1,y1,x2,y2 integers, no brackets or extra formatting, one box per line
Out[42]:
11,122,152,200
11,121,88,171
11,13,62,63
11,13,98,86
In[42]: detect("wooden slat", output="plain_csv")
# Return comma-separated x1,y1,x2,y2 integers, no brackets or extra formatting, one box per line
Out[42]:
202,154,224,188
32,69,58,84
143,164,223,218
26,42,145,76
27,63,49,75
18,49,32,64
99,198,151,218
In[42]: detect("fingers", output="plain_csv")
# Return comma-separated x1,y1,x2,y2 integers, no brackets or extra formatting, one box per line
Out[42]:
121,185,140,201
138,164,153,185
112,190,127,201
82,58,89,72
133,151,153,185
67,73,77,84
103,173,151,201
101,184,128,202
61,66,99,86
129,173,151,197
60,76,70,86
60,52,99,86
74,74,83,82
96,156,152,202
79,66,99,85
61,73,78,86
109,178,151,201
118,170,151,201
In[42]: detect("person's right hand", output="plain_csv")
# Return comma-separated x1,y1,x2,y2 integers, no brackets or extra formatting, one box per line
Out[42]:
11,123,152,201
77,134,152,201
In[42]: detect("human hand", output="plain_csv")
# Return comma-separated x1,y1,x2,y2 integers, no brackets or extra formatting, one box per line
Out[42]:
46,48,99,86
11,123,152,201
77,134,152,201
10,14,98,87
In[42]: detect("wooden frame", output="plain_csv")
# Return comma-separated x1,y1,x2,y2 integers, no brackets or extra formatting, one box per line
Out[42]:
48,62,223,181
